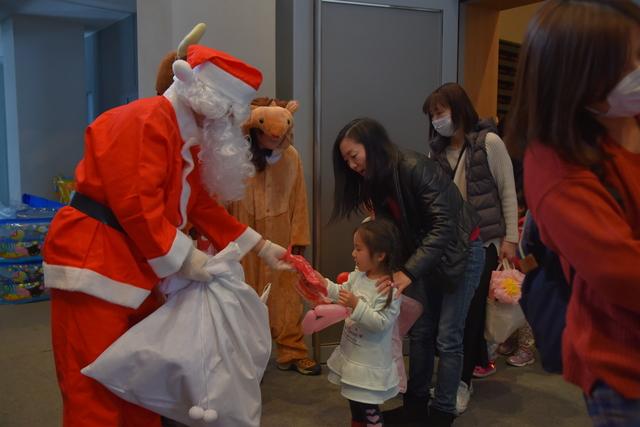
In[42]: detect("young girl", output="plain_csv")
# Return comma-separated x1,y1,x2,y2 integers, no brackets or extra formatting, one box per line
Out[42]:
317,219,402,427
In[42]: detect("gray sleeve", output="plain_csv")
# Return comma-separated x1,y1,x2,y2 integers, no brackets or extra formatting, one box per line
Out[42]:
485,133,519,243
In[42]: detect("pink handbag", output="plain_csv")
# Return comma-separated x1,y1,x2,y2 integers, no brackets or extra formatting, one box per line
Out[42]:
486,259,526,343
489,259,525,304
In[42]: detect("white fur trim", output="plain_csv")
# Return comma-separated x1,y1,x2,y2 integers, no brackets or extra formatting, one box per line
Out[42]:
164,85,200,143
194,62,256,105
234,227,262,256
179,137,198,229
147,231,193,278
44,263,150,309
164,86,200,228
172,59,195,83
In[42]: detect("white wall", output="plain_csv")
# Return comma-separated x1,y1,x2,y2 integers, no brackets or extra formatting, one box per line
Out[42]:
0,61,8,204
136,0,276,99
3,15,86,202
1,19,19,204
97,14,138,112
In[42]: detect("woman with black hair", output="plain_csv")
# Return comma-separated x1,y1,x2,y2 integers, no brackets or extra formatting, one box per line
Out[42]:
331,118,480,426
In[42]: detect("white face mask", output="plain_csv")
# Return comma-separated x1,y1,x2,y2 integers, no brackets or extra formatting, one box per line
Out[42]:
432,115,455,137
265,148,283,165
603,67,640,117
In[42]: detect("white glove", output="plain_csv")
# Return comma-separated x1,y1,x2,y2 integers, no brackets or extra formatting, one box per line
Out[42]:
177,247,212,282
257,240,293,270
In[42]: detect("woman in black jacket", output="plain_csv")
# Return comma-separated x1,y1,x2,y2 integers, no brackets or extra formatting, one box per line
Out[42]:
331,118,480,426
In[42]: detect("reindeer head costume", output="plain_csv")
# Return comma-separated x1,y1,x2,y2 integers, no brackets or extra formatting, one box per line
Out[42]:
160,24,262,203
155,23,207,96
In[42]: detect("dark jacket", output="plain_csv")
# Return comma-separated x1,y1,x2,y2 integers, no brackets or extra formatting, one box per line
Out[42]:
374,148,479,295
430,119,506,242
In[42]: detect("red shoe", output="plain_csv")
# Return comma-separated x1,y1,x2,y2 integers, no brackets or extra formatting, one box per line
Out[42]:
473,361,497,378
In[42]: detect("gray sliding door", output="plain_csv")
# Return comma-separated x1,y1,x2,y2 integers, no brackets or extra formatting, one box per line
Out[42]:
314,0,458,361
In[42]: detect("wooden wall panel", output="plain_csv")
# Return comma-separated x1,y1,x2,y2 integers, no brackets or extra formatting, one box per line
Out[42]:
460,3,499,119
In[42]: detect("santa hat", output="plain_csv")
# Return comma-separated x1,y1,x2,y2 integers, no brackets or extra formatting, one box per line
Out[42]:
173,44,263,105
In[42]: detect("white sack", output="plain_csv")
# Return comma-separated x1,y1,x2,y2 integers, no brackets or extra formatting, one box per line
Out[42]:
82,243,271,427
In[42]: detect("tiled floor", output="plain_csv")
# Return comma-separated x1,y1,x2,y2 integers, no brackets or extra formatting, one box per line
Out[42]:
1,301,590,426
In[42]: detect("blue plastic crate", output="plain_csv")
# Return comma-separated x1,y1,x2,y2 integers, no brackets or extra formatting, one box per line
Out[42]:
0,194,60,304
0,194,60,262
0,260,47,304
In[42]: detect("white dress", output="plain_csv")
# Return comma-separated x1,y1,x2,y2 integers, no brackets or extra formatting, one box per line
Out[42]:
325,271,401,404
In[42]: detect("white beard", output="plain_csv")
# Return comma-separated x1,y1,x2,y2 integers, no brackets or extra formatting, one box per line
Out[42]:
173,75,254,204
199,117,254,204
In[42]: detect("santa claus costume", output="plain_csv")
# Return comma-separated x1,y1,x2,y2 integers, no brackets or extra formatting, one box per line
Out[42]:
43,45,286,426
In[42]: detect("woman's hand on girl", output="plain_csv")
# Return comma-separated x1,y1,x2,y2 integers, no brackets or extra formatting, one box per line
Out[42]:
375,275,394,295
338,289,359,310
391,271,412,296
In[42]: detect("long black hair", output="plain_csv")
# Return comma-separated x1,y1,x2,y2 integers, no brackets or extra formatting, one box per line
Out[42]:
331,118,397,222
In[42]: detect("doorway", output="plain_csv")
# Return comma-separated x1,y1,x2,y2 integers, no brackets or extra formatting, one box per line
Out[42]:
313,0,458,361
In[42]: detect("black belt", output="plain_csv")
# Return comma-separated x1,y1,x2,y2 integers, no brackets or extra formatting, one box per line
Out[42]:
70,193,124,233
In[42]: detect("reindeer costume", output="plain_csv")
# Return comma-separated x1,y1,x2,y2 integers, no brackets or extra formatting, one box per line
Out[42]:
227,98,317,375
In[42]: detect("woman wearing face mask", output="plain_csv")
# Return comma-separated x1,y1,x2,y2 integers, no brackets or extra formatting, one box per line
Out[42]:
506,1,640,424
423,83,519,414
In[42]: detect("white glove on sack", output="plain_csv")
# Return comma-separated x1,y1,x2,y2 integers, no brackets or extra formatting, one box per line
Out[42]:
258,240,293,271
178,246,212,282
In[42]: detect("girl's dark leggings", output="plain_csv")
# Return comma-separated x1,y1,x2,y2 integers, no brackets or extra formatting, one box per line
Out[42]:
349,400,383,426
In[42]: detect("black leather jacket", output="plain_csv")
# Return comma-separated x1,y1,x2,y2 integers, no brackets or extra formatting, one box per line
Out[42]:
374,148,479,294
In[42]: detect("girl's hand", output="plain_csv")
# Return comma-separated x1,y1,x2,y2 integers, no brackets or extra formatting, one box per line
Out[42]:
391,271,412,297
500,241,517,261
338,289,359,310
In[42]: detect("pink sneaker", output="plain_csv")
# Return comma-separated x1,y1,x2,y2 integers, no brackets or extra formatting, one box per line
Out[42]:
473,361,497,378
497,340,517,357
506,348,535,367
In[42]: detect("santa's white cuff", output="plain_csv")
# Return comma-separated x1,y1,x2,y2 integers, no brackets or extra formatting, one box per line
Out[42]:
148,231,193,278
234,227,262,256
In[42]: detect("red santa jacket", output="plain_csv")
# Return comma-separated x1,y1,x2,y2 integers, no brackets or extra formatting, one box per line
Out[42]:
43,91,260,309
